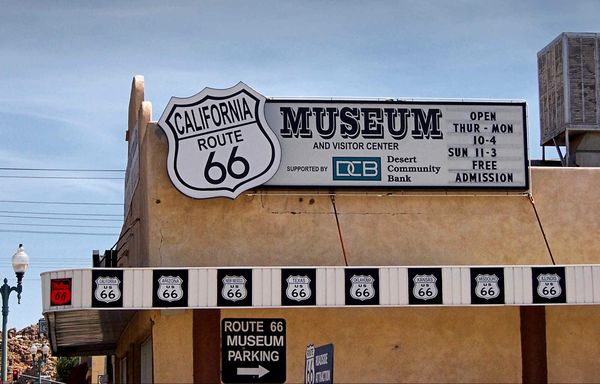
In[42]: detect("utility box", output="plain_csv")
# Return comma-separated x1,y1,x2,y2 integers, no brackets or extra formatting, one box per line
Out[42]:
538,32,600,166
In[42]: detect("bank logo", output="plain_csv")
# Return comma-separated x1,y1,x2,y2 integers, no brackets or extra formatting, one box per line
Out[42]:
412,274,438,300
286,275,312,302
474,274,500,300
332,157,381,181
349,275,376,301
94,276,122,304
158,82,281,199
221,275,248,302
157,275,184,302
537,273,562,299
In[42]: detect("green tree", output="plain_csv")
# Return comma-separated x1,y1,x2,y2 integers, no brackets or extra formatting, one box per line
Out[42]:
55,356,80,382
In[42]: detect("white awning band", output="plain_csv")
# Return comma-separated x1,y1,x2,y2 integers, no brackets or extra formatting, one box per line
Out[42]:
41,265,599,312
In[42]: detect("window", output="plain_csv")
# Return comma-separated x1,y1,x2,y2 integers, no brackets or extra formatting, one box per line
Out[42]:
120,356,127,384
140,337,153,383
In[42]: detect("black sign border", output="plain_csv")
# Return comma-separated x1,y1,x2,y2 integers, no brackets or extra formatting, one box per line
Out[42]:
408,268,443,305
344,268,380,306
221,318,286,384
281,268,317,306
152,269,189,308
532,266,567,304
470,267,505,305
50,278,72,306
217,269,253,307
91,269,124,308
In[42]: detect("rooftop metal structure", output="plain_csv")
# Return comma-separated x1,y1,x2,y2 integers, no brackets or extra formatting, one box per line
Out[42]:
538,32,600,166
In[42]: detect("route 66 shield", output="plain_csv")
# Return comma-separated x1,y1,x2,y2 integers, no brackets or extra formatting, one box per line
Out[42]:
474,274,500,300
50,278,72,306
158,82,281,199
349,275,375,301
94,276,121,303
157,276,184,302
286,275,312,302
305,344,315,384
537,273,562,299
221,275,248,302
412,274,438,300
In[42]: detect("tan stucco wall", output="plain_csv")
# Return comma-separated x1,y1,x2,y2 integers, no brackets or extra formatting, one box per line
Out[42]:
224,307,522,383
530,167,600,264
152,310,194,383
546,306,600,383
90,356,106,384
115,310,193,383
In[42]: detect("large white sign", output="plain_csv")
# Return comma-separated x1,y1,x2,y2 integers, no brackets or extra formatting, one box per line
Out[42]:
264,100,528,189
159,85,528,199
158,82,281,199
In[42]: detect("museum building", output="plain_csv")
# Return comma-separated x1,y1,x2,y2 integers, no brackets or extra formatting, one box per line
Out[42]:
41,32,600,383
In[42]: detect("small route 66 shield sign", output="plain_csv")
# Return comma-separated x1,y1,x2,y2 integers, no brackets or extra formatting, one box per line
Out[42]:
91,269,123,308
153,269,188,307
50,278,72,306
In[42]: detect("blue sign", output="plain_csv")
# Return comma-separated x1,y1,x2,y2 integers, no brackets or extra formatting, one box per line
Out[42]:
332,157,381,181
305,343,334,384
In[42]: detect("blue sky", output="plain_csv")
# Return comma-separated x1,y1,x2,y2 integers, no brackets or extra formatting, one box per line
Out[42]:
0,0,599,329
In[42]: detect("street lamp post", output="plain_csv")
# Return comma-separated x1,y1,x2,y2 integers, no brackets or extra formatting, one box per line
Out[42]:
30,344,49,384
1,244,29,382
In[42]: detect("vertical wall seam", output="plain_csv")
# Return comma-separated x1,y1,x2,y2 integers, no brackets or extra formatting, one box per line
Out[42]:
330,195,349,266
528,194,556,265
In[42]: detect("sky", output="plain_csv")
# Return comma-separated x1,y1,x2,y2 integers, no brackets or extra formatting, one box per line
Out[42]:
0,0,599,330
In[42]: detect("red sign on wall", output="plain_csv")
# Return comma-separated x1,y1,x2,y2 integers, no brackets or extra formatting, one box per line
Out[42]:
50,278,72,306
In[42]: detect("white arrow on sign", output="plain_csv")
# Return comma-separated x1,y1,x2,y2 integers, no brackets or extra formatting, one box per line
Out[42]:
237,365,269,378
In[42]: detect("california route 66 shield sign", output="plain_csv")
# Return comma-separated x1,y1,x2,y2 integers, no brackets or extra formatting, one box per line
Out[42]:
92,270,123,308
95,277,121,303
158,82,281,199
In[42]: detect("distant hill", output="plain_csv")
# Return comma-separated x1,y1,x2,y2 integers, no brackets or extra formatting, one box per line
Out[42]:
1,323,56,381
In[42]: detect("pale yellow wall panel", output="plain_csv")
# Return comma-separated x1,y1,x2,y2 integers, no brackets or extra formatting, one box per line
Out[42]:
335,193,549,265
546,306,600,382
530,167,600,264
152,310,194,383
91,356,106,384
